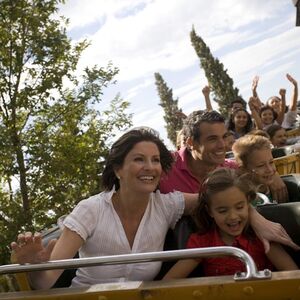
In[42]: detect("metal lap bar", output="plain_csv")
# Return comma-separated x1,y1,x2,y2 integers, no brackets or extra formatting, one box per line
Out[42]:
0,246,271,281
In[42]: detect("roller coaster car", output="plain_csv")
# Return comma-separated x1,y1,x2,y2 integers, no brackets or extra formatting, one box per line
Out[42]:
2,187,300,299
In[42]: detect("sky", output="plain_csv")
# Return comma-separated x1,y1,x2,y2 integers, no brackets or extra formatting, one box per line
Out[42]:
58,0,300,149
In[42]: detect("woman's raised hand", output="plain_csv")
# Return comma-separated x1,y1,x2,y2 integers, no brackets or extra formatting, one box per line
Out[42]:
11,232,57,264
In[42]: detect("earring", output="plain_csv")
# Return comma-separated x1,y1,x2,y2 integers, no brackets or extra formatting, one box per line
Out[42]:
116,174,120,180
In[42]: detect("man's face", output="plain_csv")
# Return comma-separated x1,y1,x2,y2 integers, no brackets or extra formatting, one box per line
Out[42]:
190,122,228,166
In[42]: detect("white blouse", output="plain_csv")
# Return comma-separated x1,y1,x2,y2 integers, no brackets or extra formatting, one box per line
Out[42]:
63,188,184,287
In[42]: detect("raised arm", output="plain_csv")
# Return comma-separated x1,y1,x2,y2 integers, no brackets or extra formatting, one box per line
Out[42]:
275,89,286,125
251,76,263,107
11,228,83,289
202,85,212,111
286,73,298,111
248,97,263,129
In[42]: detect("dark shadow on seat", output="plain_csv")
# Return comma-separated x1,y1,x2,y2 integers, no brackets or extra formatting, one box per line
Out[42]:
272,146,293,158
155,216,204,279
257,202,300,267
281,174,300,202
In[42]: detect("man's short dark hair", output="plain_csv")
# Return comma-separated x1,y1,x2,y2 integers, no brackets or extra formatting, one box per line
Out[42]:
182,110,225,142
230,97,246,108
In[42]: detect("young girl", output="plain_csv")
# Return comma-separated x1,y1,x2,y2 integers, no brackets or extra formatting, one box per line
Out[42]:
163,168,297,279
227,108,253,139
232,134,278,205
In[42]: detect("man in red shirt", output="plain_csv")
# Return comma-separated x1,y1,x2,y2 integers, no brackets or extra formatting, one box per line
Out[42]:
158,110,292,272
160,110,287,199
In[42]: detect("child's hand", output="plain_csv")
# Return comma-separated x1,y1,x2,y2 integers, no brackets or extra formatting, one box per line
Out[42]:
202,85,210,97
252,75,259,91
279,88,286,98
286,73,297,86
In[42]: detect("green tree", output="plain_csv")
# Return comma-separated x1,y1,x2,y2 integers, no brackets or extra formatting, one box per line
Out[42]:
190,27,244,115
0,0,132,265
154,72,184,147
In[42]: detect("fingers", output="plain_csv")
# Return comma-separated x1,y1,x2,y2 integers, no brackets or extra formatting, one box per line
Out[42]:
12,232,42,250
262,239,270,254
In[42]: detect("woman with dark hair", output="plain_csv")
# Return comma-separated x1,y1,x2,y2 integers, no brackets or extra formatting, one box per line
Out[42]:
227,108,253,139
10,127,198,289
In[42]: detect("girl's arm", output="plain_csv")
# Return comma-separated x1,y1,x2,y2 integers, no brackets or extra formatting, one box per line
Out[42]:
276,89,286,125
202,85,212,111
267,242,298,270
163,258,200,279
248,97,263,129
249,206,300,253
286,74,298,111
11,227,83,289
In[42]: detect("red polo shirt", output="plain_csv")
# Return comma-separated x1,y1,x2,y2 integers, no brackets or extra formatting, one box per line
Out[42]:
187,228,274,276
159,147,238,194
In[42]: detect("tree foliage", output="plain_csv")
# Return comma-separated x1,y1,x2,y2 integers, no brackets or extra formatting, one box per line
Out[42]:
154,72,184,147
190,27,244,115
0,0,132,265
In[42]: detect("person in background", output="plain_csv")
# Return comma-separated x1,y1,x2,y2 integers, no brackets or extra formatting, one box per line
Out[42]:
249,93,286,130
163,168,298,279
227,108,253,139
224,130,235,152
267,74,298,129
11,127,199,289
266,125,288,148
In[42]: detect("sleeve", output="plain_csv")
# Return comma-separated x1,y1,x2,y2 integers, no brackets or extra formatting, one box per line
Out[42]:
186,233,208,249
283,111,297,128
157,191,185,229
63,197,99,241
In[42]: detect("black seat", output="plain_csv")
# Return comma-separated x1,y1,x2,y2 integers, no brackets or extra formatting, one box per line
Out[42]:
257,202,300,267
281,174,300,202
272,146,293,158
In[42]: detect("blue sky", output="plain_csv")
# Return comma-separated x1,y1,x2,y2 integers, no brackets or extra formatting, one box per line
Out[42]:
59,0,300,149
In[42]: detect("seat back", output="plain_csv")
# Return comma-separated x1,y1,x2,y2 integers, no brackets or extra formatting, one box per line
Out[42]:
274,153,300,175
257,202,300,267
281,174,300,202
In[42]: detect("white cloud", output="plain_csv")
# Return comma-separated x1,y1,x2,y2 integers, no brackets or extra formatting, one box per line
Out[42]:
58,0,300,145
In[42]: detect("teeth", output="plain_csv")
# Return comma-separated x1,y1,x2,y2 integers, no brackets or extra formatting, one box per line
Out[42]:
139,176,154,180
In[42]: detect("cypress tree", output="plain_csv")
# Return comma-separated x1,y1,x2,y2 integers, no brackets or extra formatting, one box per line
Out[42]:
154,72,184,147
190,27,244,115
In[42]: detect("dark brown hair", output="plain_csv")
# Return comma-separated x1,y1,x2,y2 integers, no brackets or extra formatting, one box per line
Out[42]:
102,127,173,191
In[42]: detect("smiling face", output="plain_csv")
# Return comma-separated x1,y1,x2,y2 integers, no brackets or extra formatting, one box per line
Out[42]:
261,108,275,125
246,148,276,186
267,97,281,113
271,128,287,147
116,141,162,195
208,186,249,245
189,122,227,167
233,110,248,130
